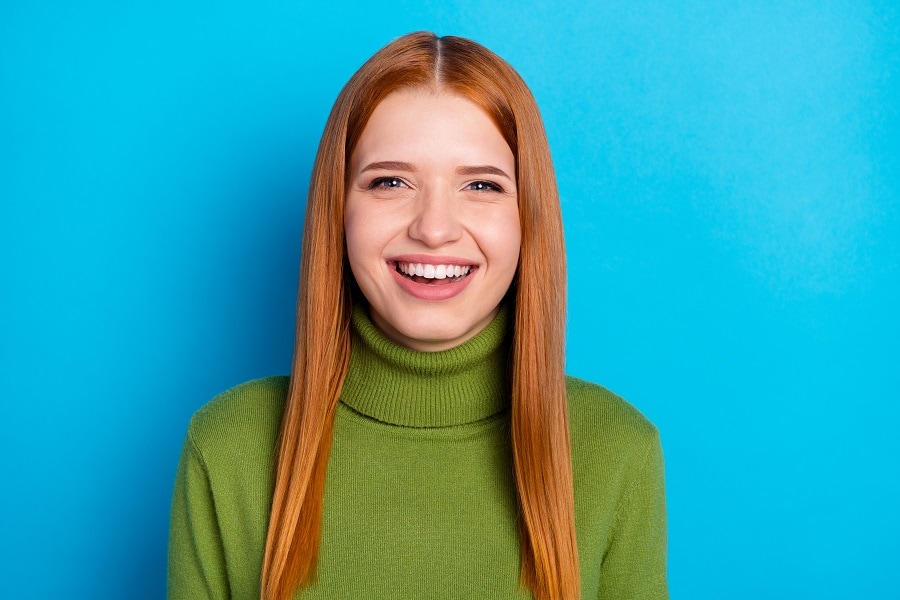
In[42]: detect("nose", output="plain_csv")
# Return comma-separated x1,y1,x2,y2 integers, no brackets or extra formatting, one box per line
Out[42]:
407,186,463,248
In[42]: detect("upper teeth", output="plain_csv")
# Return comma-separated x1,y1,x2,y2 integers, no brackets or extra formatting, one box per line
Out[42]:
397,262,472,279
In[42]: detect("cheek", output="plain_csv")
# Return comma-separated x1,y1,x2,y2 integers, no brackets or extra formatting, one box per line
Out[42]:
483,210,522,271
343,203,374,260
343,204,400,285
343,209,370,278
345,200,409,260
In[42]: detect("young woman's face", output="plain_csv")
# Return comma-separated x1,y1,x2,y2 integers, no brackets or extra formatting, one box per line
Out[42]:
345,88,521,352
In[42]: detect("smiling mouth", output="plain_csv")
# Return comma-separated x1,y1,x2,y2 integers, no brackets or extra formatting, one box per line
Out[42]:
394,261,474,285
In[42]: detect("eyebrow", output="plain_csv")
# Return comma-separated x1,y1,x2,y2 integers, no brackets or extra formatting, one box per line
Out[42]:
360,161,414,173
456,165,512,180
360,161,512,181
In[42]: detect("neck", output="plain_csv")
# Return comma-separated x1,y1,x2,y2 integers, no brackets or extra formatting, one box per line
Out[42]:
339,303,512,428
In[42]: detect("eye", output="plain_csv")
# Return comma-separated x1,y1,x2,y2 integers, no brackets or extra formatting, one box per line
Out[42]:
369,176,408,190
466,180,504,193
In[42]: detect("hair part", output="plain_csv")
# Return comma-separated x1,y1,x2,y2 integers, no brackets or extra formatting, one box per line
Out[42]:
262,31,578,600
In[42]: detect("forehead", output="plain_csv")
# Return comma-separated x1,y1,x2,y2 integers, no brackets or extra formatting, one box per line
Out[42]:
350,88,513,169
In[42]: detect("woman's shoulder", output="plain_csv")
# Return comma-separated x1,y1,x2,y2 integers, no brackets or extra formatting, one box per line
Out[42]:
185,375,289,460
565,375,660,459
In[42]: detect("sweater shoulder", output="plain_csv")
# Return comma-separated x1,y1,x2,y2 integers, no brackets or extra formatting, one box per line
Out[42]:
565,375,660,459
186,375,289,463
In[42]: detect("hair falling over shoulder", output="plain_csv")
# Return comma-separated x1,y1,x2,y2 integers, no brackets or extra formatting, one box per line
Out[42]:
261,32,577,600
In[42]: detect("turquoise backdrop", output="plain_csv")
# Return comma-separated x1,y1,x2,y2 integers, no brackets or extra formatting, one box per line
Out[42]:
2,1,898,598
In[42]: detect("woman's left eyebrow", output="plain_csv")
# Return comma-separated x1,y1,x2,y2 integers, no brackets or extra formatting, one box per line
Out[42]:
456,165,512,180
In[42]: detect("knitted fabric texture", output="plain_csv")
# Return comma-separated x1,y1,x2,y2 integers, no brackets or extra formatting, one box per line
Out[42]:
168,305,667,599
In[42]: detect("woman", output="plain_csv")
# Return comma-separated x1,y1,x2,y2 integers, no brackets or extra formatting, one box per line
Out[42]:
168,32,667,600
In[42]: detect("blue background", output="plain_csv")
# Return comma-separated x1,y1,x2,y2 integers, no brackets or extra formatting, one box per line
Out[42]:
2,1,898,598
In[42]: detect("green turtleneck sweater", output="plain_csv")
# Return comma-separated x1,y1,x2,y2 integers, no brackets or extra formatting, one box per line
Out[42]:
168,306,667,599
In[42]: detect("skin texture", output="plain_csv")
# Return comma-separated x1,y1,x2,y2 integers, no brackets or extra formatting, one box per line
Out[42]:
344,88,521,352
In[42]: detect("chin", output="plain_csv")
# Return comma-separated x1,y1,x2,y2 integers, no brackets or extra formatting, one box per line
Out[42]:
382,312,485,351
399,323,469,345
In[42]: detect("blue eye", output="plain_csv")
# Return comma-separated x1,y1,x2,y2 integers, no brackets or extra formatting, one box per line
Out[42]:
370,177,405,189
467,180,503,192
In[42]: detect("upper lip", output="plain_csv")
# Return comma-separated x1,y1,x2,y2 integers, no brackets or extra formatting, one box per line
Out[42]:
388,254,477,266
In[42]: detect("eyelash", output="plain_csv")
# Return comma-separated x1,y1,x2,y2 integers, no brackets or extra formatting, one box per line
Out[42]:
466,180,504,193
367,177,504,193
369,177,407,190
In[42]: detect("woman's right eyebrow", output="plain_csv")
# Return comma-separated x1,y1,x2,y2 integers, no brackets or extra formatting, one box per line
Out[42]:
360,160,415,173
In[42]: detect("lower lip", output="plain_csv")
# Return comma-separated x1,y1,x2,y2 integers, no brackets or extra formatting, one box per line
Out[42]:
390,265,476,301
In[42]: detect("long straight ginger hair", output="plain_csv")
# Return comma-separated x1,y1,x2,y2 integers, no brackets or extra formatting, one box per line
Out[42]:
262,32,577,600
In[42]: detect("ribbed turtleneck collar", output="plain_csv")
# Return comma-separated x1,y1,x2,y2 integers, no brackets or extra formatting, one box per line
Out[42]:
339,304,511,428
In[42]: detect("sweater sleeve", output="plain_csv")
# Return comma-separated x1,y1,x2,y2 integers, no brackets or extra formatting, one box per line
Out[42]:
597,429,668,600
167,429,231,600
